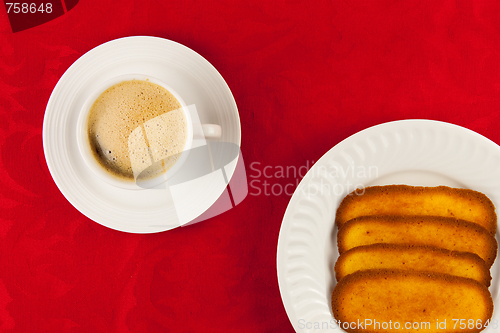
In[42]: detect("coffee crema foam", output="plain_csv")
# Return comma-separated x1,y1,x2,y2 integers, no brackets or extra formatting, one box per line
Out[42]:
86,79,188,181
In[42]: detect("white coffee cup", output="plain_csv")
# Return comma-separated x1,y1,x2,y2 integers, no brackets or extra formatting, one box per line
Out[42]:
76,74,221,190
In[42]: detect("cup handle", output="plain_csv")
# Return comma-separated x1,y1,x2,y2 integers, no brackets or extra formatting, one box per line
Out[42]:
200,124,222,139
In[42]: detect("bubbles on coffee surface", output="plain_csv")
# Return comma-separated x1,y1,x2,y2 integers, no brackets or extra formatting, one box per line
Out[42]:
86,79,188,181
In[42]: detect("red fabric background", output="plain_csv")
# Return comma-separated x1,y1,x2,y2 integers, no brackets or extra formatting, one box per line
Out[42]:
1,0,500,332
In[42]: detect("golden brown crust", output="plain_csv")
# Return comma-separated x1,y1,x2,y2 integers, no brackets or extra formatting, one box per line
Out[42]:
335,243,491,286
337,215,497,267
331,269,494,333
335,185,497,235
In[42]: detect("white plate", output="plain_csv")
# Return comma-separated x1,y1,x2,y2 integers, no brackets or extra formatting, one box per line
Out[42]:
277,120,500,332
43,36,241,233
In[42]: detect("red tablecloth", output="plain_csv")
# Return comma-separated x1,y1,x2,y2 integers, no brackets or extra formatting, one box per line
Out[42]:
1,0,500,332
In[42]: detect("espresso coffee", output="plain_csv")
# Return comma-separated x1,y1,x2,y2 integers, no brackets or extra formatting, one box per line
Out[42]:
86,79,188,181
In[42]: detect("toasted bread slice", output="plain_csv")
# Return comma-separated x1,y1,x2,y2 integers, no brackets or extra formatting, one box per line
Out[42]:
331,269,493,333
335,185,497,235
335,243,491,286
337,215,497,267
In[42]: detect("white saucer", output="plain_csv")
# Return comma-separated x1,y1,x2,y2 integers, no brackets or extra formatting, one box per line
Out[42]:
43,36,241,233
277,120,500,332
